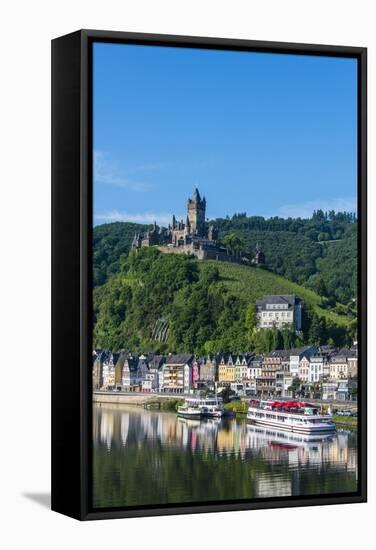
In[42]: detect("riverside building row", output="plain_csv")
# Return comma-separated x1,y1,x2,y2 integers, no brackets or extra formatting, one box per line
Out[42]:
93,344,358,401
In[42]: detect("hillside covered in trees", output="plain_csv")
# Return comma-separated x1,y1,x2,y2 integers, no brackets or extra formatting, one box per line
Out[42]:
93,247,356,355
93,221,148,286
93,210,357,309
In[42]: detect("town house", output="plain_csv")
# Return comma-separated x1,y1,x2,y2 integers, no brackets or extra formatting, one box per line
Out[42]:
143,354,165,392
235,355,249,382
330,352,348,380
270,349,291,371
121,354,139,391
256,356,281,398
247,355,262,380
191,358,200,389
92,350,104,390
161,354,193,393
256,294,302,332
199,355,217,382
347,354,358,379
309,355,324,383
101,351,120,390
218,354,236,383
299,355,310,382
289,346,317,378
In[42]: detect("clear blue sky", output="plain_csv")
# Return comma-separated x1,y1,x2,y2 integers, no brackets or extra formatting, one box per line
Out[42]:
93,42,357,226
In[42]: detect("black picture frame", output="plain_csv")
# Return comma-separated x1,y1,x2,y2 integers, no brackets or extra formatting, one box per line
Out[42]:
51,29,367,521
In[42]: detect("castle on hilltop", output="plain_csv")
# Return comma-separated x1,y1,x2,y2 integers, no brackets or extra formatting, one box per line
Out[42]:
132,188,265,264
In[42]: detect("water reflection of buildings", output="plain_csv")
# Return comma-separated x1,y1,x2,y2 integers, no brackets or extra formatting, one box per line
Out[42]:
93,407,131,450
93,405,357,480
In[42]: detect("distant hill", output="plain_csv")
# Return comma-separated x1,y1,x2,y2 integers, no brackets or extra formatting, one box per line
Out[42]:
93,247,354,355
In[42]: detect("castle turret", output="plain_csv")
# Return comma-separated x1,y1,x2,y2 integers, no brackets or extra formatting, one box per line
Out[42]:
187,187,206,236
253,243,265,265
131,232,141,250
208,225,217,241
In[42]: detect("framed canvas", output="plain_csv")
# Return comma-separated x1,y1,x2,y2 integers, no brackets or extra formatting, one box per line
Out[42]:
51,29,367,520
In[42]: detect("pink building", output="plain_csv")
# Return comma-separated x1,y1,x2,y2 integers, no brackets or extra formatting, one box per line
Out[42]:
191,359,200,388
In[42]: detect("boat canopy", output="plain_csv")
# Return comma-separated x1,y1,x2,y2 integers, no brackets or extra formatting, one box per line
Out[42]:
249,400,318,410
270,401,316,409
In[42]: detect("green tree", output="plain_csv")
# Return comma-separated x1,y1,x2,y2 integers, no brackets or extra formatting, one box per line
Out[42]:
288,378,303,398
222,233,244,253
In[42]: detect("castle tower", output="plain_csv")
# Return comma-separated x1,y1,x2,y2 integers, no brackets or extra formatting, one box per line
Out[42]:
187,188,206,236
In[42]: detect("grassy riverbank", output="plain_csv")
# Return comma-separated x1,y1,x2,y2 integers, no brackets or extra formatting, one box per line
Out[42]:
224,401,248,415
332,414,358,428
159,399,184,412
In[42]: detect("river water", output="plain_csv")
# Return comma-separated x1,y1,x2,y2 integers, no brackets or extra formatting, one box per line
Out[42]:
92,404,358,509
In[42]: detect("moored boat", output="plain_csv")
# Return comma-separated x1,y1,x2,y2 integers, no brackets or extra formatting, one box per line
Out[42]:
247,400,336,434
177,398,203,418
177,396,225,418
201,396,225,418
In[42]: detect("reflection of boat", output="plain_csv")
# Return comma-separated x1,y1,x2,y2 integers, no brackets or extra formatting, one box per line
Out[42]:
247,424,335,449
247,400,336,434
177,396,224,418
177,416,201,428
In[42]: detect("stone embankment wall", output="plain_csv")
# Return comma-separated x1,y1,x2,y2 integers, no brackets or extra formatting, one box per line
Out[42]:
93,391,182,406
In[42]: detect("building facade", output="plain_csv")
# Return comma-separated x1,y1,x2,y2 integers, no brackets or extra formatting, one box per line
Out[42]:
218,355,236,383
256,294,302,332
92,344,357,401
199,355,217,382
161,354,193,393
309,355,324,383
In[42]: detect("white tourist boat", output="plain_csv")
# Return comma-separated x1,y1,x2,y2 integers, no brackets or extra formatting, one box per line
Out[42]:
177,396,224,418
247,400,336,434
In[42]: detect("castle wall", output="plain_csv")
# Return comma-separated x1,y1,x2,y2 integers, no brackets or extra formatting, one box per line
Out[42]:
157,244,242,264
157,246,191,256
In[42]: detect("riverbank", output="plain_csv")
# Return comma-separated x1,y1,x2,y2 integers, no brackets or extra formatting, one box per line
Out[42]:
332,414,358,428
93,393,358,426
93,391,186,412
146,399,184,412
93,391,184,406
224,401,248,415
